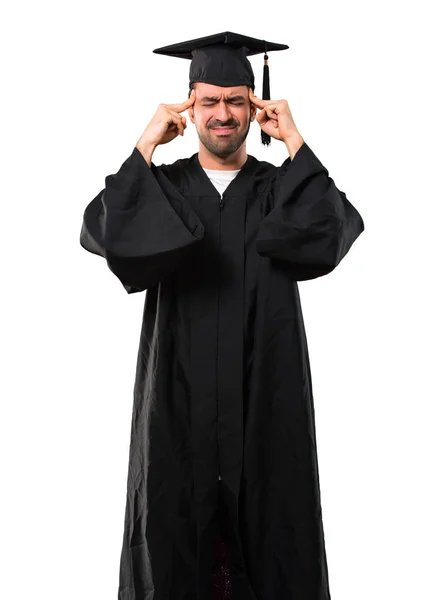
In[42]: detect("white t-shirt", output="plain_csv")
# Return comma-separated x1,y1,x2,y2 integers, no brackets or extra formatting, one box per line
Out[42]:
202,168,241,198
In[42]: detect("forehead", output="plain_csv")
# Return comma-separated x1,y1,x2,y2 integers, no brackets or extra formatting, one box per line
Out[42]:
194,82,248,99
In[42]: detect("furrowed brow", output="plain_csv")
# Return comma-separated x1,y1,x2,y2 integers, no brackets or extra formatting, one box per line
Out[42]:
200,95,246,102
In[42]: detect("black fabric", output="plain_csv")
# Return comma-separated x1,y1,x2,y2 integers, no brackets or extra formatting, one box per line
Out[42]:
152,31,289,90
80,142,365,600
152,31,289,59
188,45,256,91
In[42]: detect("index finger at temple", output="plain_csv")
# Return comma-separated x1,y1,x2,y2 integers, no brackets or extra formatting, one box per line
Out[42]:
249,92,271,108
167,92,195,113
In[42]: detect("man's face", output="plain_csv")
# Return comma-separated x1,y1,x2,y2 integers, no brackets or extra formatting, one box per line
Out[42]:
188,82,257,157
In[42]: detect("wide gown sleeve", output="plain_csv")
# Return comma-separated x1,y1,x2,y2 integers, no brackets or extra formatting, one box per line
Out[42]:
255,142,365,281
79,147,205,293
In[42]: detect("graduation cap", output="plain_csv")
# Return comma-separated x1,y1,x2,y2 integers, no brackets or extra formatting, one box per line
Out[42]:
152,32,289,146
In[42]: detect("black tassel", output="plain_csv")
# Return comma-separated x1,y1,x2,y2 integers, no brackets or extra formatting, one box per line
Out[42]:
261,52,271,146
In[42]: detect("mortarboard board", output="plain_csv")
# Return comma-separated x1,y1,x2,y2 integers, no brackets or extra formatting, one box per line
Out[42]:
152,32,289,146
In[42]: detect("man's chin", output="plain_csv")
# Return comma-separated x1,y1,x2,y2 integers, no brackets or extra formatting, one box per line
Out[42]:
209,143,240,158
199,131,245,157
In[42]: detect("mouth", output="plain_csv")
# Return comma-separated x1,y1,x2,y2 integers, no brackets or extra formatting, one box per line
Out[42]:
211,127,236,135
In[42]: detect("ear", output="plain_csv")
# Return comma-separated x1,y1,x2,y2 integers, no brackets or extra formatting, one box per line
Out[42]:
250,102,257,122
188,105,195,123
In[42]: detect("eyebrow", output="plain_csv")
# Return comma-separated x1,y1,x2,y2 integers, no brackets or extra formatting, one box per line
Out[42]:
200,95,246,102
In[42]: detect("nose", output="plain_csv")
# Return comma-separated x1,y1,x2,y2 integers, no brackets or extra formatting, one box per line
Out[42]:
215,100,232,123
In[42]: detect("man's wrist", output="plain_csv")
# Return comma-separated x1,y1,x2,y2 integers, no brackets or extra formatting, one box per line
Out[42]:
284,135,304,160
136,142,156,167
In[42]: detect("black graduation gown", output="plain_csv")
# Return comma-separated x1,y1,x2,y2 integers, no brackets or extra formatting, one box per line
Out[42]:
80,141,365,600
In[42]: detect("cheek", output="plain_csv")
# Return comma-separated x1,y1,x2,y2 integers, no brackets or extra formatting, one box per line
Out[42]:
239,107,252,123
194,108,210,125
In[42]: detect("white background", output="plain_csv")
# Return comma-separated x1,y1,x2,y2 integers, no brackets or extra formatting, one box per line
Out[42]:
1,1,439,598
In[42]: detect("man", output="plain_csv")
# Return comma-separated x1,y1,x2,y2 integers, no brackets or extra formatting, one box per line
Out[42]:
80,32,365,600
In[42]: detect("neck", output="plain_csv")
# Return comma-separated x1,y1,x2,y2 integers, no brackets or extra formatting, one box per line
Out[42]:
197,142,248,170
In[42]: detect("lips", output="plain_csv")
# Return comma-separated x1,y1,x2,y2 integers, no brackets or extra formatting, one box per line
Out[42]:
211,127,236,135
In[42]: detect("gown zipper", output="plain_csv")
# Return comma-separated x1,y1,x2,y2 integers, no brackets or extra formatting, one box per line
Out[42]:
218,193,224,482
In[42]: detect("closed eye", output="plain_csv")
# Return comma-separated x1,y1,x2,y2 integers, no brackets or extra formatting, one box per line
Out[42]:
202,101,244,107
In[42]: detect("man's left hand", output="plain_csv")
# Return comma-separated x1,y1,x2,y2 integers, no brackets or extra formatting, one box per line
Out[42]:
249,89,304,148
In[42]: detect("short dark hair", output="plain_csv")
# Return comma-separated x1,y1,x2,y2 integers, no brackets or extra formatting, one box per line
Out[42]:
188,82,195,98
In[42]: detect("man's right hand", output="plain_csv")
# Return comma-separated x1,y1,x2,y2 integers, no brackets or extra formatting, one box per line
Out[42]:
136,90,196,159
